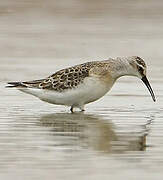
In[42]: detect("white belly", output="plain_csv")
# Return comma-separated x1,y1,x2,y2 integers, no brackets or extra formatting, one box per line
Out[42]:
19,77,114,107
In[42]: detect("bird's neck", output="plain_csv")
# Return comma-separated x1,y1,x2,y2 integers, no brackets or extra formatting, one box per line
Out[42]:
109,57,133,80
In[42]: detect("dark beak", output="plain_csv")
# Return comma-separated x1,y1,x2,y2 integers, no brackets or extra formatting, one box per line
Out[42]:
141,76,156,102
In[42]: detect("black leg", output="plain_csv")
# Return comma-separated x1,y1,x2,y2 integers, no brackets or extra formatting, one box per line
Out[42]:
70,106,74,113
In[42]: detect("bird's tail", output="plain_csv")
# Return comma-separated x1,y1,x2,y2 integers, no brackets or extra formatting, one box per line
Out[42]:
6,79,45,88
6,82,27,88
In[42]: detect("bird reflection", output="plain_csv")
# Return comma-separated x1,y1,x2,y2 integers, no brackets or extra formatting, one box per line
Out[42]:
37,113,150,153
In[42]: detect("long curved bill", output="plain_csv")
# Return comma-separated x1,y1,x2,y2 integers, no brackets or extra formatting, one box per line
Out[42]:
141,76,156,102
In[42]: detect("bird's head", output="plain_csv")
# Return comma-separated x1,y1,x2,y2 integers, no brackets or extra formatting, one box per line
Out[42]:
128,56,156,102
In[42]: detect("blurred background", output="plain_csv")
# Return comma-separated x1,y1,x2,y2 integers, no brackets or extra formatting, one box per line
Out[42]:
0,0,163,59
0,0,163,81
0,0,163,180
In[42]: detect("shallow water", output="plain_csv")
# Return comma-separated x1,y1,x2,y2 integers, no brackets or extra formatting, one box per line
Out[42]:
0,0,163,179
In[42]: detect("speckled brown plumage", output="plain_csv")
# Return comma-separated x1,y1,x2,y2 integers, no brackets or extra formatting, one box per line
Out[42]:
17,60,110,92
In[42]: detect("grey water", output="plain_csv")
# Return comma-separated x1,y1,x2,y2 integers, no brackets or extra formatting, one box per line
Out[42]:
0,0,163,179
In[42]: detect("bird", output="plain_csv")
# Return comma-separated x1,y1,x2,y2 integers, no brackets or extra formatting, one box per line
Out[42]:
7,56,156,112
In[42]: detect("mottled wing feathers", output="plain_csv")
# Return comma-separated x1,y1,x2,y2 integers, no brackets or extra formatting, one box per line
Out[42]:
41,61,97,91
7,60,110,92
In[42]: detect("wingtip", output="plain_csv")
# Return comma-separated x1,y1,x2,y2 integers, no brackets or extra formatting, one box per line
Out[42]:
6,82,25,88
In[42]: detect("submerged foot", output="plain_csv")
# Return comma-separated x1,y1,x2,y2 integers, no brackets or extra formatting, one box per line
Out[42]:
70,106,74,113
70,105,85,113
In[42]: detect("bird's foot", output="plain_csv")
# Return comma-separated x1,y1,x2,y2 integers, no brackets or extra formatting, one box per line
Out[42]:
70,105,85,113
70,106,74,113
